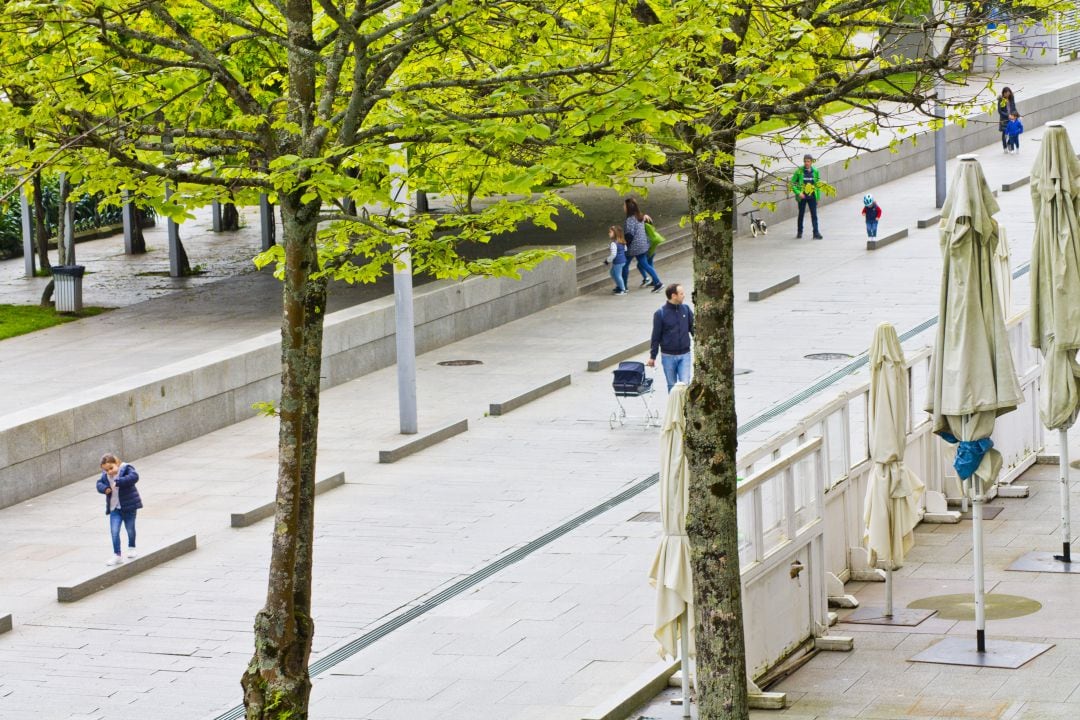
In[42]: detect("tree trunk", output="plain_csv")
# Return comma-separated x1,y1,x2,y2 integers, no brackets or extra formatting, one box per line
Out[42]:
222,202,240,231
684,152,750,720
174,231,192,276
56,180,70,266
240,192,323,719
32,172,50,271
130,208,148,254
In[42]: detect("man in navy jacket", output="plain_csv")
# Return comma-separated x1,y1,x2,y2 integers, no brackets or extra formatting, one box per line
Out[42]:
647,283,694,391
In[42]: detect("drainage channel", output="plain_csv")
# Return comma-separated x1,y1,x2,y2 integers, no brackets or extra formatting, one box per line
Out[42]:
211,472,660,720
213,261,1033,719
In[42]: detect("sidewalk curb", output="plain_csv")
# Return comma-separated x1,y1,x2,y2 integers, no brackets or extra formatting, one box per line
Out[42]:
866,228,909,251
749,274,800,302
0,614,10,635
581,658,680,720
588,340,652,372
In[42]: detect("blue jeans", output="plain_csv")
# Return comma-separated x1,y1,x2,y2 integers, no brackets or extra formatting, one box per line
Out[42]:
610,262,626,291
109,508,137,555
866,220,878,238
661,352,692,391
1007,135,1020,151
638,252,656,280
624,253,660,288
797,197,819,236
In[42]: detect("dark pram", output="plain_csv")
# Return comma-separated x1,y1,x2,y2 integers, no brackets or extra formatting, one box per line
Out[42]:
610,361,659,428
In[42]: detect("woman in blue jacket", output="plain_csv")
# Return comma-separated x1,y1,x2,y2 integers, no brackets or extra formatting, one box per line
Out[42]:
96,453,143,565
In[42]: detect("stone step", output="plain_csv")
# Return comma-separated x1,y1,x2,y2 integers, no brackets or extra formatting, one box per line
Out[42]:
577,233,694,295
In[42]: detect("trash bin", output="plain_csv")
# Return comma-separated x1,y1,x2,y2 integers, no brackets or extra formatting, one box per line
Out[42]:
51,264,85,312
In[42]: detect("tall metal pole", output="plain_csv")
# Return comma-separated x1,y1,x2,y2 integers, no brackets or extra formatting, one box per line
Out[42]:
933,0,947,209
166,184,182,278
121,190,137,254
934,93,947,209
1056,429,1073,563
391,155,418,434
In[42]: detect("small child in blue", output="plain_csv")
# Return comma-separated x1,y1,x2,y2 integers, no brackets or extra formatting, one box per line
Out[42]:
1006,112,1023,153
861,194,882,238
96,453,143,566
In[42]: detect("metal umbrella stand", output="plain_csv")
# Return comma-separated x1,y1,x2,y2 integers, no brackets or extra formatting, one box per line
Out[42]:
911,155,1053,669
845,323,933,627
1008,121,1080,575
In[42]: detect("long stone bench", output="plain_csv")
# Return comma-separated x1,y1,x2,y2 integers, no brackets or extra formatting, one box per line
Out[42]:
57,535,198,603
1,250,575,509
231,472,346,528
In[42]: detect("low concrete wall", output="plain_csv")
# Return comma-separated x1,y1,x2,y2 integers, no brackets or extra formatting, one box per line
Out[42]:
0,249,575,508
735,75,1080,232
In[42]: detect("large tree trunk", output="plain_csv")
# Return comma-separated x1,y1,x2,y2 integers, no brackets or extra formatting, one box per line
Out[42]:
684,152,749,720
222,202,240,231
32,172,50,271
56,179,70,266
240,193,324,719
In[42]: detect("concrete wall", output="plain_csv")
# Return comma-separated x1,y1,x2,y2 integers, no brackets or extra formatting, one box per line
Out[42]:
0,249,576,509
734,77,1080,233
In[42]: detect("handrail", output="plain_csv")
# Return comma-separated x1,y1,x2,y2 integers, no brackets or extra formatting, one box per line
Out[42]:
739,437,824,495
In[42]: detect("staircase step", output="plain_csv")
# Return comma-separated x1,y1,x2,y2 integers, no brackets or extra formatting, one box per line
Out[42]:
577,240,694,295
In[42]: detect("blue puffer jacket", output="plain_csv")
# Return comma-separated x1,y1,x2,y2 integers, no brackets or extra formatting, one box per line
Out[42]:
96,463,143,515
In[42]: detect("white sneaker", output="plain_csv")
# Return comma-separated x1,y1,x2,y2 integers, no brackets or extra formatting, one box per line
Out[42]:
106,555,123,566
126,549,138,559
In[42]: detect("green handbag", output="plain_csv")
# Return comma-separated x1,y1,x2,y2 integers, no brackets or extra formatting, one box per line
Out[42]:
644,223,666,254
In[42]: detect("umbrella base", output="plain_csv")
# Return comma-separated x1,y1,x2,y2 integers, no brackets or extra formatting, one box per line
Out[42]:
909,637,1053,669
958,504,1004,520
842,606,936,626
1007,550,1080,573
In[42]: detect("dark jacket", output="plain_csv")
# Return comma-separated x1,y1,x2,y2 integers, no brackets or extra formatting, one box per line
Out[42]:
997,94,1017,130
650,302,694,359
861,203,882,221
96,463,143,515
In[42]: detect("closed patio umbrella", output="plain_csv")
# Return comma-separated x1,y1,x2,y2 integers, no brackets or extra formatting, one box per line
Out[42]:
1029,121,1080,565
925,155,1022,654
649,383,693,717
863,322,925,618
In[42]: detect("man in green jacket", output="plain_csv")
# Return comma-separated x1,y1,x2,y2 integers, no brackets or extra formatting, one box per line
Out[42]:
790,153,823,239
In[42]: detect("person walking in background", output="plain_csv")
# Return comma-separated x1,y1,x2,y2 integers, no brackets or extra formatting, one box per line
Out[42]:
1005,112,1024,154
998,87,1017,152
96,453,143,566
791,154,823,239
624,198,663,292
604,225,628,295
862,194,882,239
647,283,694,391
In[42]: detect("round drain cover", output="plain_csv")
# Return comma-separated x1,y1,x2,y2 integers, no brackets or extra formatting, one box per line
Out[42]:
437,359,483,366
804,352,853,361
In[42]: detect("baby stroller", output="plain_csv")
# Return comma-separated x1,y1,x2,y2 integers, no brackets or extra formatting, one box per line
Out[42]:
610,361,660,428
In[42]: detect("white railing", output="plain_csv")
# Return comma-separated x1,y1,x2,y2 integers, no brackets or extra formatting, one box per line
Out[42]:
738,437,828,679
735,309,1043,681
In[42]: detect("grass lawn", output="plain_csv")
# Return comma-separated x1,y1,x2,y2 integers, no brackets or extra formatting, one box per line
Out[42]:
0,304,109,341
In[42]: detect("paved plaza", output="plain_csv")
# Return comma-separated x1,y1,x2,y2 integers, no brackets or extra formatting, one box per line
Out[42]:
2,62,1080,720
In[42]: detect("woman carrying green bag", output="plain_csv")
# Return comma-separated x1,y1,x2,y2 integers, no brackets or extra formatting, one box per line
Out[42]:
644,222,665,272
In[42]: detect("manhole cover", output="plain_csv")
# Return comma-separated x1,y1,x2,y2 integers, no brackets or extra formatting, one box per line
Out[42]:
629,511,661,522
804,352,853,361
734,368,752,375
437,360,483,366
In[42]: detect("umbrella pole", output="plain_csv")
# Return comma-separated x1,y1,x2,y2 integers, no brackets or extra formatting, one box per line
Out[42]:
973,489,986,653
1057,429,1073,564
680,610,691,718
885,565,893,617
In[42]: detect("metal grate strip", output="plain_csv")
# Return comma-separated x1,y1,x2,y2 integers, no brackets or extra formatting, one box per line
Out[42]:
211,473,659,720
